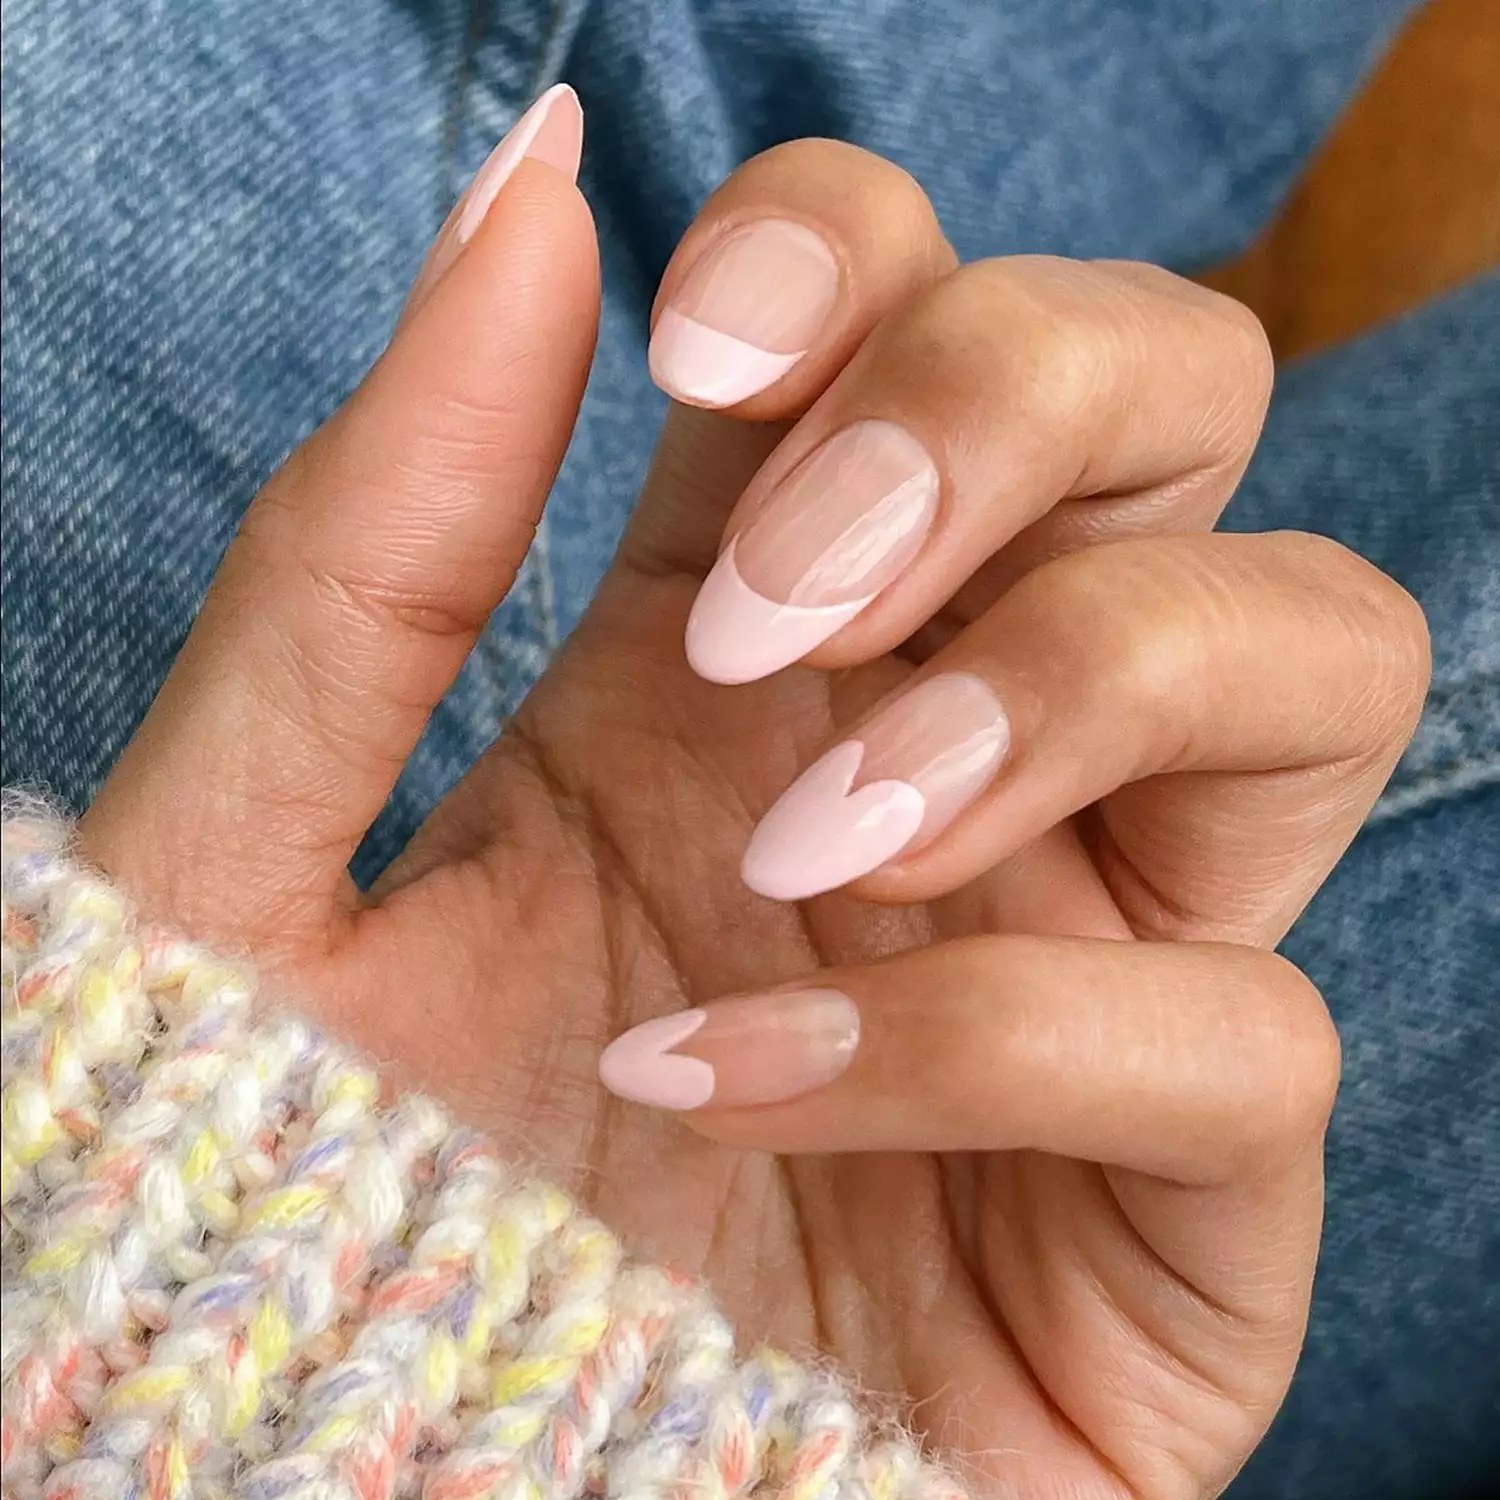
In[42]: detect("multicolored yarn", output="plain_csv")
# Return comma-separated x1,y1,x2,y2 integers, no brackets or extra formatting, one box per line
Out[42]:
1,807,970,1500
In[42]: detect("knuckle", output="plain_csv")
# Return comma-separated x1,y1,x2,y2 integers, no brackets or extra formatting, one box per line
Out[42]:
298,550,494,646
888,254,1275,461
970,257,1121,422
822,140,933,217
238,470,493,720
1202,950,1341,1176
1210,288,1274,391
888,256,1120,435
1095,261,1274,379
250,428,529,654
1103,261,1275,446
1203,293,1275,438
232,462,316,596
1277,532,1434,732
1256,951,1342,1143
1360,566,1431,714
1035,541,1209,723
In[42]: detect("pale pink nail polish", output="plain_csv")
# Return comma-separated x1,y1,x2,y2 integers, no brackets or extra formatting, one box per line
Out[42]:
685,421,939,684
407,84,584,310
649,220,840,407
742,673,1009,901
599,990,860,1111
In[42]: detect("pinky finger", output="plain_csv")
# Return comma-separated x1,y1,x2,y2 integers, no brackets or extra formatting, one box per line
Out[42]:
598,934,1339,1184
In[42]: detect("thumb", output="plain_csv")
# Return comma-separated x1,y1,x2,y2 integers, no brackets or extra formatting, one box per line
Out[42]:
84,89,599,946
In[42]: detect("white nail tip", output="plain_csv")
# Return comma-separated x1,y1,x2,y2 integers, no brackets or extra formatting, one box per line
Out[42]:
741,740,927,902
456,84,578,243
650,308,807,407
685,539,871,685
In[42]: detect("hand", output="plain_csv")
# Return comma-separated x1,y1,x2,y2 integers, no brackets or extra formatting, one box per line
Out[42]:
85,125,1430,1499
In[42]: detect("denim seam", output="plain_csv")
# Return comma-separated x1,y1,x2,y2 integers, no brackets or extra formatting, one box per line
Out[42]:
1371,755,1500,823
1371,672,1500,825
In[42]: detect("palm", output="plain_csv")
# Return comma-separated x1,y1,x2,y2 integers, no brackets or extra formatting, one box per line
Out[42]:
342,545,1267,1497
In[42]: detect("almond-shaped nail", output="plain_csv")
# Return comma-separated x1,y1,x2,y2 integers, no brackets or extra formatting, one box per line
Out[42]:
686,420,939,684
598,990,860,1111
407,83,584,310
742,672,1009,901
649,220,840,407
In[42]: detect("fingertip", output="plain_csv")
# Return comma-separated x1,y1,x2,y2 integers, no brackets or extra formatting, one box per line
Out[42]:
647,139,951,421
401,157,600,392
648,217,840,409
525,83,585,183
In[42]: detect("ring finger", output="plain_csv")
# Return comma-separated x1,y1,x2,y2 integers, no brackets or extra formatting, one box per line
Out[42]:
736,530,1429,942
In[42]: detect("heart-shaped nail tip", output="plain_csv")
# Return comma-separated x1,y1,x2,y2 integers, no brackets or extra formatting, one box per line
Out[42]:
741,740,926,901
598,1010,715,1109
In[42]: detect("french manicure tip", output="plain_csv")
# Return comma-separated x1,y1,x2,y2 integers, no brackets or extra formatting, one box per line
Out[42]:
525,82,585,182
649,307,806,407
685,539,871,684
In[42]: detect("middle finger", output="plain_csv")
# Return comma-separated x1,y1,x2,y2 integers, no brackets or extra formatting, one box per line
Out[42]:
684,254,1273,685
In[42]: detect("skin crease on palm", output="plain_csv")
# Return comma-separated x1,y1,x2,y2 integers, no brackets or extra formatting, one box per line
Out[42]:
78,136,1431,1500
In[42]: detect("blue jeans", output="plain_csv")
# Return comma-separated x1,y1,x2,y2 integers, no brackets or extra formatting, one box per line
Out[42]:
3,2,1497,1492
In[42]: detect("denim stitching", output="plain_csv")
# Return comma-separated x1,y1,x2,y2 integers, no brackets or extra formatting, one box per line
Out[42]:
1370,756,1500,824
1371,671,1500,824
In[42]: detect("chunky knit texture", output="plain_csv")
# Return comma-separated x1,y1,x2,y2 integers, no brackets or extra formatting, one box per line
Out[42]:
0,811,968,1500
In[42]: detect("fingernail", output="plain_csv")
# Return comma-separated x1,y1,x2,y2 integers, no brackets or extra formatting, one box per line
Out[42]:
649,220,840,407
408,84,583,309
685,421,939,684
599,990,860,1111
742,672,1009,901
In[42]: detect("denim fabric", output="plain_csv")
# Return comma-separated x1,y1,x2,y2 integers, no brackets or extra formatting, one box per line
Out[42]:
4,1,1498,1494
3,0,1428,863
1221,277,1500,1498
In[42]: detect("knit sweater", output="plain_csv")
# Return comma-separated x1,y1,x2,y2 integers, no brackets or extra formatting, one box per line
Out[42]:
0,807,968,1500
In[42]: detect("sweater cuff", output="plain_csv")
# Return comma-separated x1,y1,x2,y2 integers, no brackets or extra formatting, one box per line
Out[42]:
1,802,968,1500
